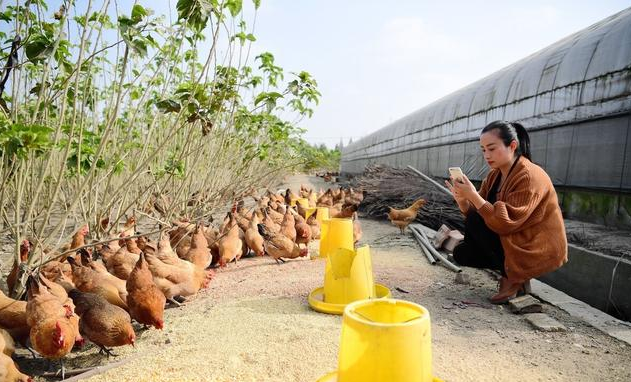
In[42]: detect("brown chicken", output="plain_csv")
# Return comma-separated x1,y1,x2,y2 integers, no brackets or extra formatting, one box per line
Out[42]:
126,253,166,330
244,214,265,257
26,277,76,375
144,251,209,302
0,351,32,382
100,243,139,280
58,225,90,255
262,209,281,232
280,209,297,243
80,250,129,306
6,240,30,296
293,211,312,247
37,275,84,348
39,260,73,285
331,203,359,219
180,223,211,269
257,224,308,264
1,328,15,356
68,289,135,356
266,206,285,225
119,215,137,238
387,198,426,233
306,213,321,240
218,213,243,267
0,290,28,345
67,255,128,310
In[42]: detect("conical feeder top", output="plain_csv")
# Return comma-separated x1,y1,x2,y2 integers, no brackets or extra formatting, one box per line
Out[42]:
317,299,443,382
309,246,391,315
318,218,353,259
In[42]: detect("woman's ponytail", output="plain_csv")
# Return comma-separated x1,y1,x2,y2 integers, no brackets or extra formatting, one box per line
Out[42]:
511,122,531,160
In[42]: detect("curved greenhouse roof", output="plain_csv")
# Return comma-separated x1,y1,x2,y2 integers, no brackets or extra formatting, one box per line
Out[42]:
342,7,631,192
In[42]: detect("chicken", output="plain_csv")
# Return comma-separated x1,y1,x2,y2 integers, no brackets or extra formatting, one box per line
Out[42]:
257,224,308,264
317,189,334,207
244,214,265,257
100,243,139,280
266,206,284,225
293,211,312,247
284,188,300,205
126,253,166,330
37,275,84,348
26,277,76,376
59,224,90,256
6,240,30,296
352,212,363,244
39,260,72,285
0,352,32,382
262,209,280,233
180,223,211,269
144,251,210,301
80,250,129,306
306,213,321,240
68,289,135,356
218,213,243,267
0,328,15,356
119,215,137,238
67,255,128,310
0,290,28,346
280,209,296,243
387,198,426,233
331,203,358,219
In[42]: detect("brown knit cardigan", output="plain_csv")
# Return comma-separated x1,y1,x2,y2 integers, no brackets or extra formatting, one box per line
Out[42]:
465,156,568,282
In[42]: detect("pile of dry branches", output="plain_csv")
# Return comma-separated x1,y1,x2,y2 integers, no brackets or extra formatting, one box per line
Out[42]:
352,165,465,231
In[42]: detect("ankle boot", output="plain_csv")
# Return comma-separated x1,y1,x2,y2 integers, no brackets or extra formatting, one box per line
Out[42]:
490,279,524,304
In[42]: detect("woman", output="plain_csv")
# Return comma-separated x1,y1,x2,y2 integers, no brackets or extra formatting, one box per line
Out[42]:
445,120,567,304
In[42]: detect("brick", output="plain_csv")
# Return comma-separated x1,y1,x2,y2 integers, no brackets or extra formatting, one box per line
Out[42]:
524,313,566,332
509,295,543,314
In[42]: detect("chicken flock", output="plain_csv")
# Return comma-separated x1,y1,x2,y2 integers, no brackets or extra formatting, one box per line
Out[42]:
0,184,366,381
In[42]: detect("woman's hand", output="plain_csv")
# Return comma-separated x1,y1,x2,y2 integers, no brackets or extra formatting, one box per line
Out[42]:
452,175,486,209
444,178,467,204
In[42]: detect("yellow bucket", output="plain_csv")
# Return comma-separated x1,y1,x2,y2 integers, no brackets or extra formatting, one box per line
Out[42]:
316,207,329,224
317,299,442,382
308,246,391,315
319,218,353,259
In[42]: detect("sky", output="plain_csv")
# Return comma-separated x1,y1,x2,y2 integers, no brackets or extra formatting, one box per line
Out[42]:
4,1,630,148
237,0,630,148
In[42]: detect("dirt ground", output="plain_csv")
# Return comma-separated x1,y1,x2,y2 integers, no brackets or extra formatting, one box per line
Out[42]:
2,174,631,381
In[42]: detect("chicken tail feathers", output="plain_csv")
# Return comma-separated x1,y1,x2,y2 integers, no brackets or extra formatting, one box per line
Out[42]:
257,223,270,240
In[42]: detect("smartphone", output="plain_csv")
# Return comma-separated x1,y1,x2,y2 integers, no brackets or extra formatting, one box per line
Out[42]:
449,167,465,183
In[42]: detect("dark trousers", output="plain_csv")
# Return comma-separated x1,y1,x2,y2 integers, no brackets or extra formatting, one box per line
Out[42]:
453,211,506,276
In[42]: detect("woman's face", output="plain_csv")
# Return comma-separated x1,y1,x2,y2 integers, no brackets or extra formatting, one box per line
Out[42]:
480,130,517,170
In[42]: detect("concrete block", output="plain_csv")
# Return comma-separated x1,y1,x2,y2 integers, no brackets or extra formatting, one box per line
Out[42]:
509,295,543,314
524,313,567,332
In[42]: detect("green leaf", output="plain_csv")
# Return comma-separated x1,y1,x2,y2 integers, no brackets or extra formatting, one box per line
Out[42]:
252,0,261,9
24,34,54,62
246,33,256,42
131,4,148,23
224,0,243,16
156,99,182,113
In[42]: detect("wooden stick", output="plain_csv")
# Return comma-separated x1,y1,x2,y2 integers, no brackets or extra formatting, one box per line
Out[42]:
59,353,143,381
406,165,452,196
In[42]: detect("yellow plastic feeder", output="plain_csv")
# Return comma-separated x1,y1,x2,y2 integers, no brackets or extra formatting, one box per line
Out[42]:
305,207,317,220
318,218,353,259
296,198,309,208
309,246,391,315
317,299,443,382
316,207,330,224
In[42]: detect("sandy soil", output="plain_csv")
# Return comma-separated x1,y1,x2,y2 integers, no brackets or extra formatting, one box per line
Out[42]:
2,174,631,381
